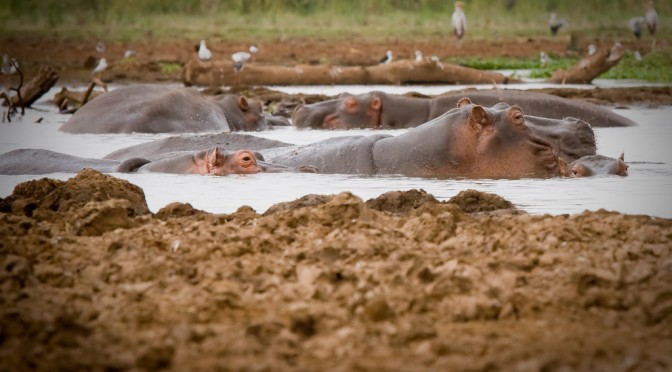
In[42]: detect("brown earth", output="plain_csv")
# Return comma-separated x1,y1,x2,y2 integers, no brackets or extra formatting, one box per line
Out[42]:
1,170,671,370
3,36,664,85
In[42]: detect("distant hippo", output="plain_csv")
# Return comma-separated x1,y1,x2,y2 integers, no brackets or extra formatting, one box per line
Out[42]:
0,148,293,175
263,98,599,178
291,90,636,129
60,84,289,134
561,153,629,177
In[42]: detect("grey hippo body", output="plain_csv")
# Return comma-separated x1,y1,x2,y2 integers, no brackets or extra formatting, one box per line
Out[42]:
60,84,288,134
104,133,291,161
291,89,636,129
0,148,290,176
263,98,600,178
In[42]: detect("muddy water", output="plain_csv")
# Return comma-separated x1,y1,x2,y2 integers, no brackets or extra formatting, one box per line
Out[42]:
1,85,671,218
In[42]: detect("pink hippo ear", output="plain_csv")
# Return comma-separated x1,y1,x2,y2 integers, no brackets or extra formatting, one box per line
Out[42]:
343,97,358,112
370,97,382,113
457,97,472,108
469,105,492,133
238,96,249,112
205,147,223,171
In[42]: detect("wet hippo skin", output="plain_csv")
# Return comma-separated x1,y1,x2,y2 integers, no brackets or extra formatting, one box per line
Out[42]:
291,89,636,129
265,98,601,179
60,84,288,134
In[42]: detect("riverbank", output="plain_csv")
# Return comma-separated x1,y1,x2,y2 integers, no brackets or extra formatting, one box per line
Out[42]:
1,169,671,370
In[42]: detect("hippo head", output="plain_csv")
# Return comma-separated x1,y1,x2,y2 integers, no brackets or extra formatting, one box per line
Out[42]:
200,148,262,175
562,153,629,177
214,95,280,131
292,92,381,129
381,98,597,178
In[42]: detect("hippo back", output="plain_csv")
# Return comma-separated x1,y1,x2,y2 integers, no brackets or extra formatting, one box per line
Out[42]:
434,90,636,128
60,85,231,134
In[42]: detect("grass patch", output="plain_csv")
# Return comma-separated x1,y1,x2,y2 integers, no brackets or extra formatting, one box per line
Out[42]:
159,62,181,74
601,50,672,82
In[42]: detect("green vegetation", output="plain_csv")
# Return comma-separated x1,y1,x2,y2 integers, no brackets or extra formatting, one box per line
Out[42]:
602,50,672,81
159,62,182,74
1,0,670,42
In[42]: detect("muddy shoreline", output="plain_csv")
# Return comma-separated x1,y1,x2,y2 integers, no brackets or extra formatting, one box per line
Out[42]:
1,170,671,370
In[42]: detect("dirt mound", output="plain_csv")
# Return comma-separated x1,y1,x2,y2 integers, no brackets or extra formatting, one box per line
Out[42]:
448,189,515,213
1,173,671,370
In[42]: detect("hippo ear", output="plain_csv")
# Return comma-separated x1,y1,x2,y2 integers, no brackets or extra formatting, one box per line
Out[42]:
343,97,358,112
619,152,625,161
205,147,223,169
457,97,472,108
470,106,492,131
370,97,382,113
238,96,249,111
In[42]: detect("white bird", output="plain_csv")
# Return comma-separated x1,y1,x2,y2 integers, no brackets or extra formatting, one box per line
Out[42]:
634,51,643,61
587,44,597,56
92,58,107,75
96,40,105,54
2,54,17,75
629,16,645,39
451,1,467,47
540,51,550,67
549,13,568,36
645,0,658,36
198,40,212,61
124,49,136,59
379,50,393,64
231,45,258,71
415,50,423,61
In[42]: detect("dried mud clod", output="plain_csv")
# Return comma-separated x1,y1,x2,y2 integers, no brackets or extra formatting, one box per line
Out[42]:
448,189,515,213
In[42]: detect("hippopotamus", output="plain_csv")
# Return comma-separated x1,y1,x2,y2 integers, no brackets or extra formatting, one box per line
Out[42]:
103,133,291,161
0,148,293,175
262,98,599,178
291,89,636,129
561,153,629,177
59,84,289,134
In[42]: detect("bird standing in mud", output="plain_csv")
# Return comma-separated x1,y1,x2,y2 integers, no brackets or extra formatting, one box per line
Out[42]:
451,1,466,47
415,50,423,61
1,54,18,91
198,40,212,61
548,13,568,36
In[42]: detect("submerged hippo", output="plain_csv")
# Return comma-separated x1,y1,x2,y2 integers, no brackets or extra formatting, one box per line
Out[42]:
262,98,598,178
60,84,289,134
561,153,629,177
104,133,292,161
291,90,636,129
0,148,293,176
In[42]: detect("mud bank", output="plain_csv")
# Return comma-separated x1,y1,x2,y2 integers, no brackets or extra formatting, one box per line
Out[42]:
1,170,671,370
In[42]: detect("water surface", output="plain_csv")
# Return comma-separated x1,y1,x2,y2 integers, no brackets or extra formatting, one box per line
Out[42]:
1,84,670,218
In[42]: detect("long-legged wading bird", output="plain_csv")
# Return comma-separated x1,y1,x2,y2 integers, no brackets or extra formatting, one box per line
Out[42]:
198,40,212,61
645,0,658,35
549,13,568,36
452,1,467,47
629,16,645,39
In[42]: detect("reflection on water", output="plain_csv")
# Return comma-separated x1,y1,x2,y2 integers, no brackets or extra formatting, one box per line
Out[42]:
1,85,671,218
